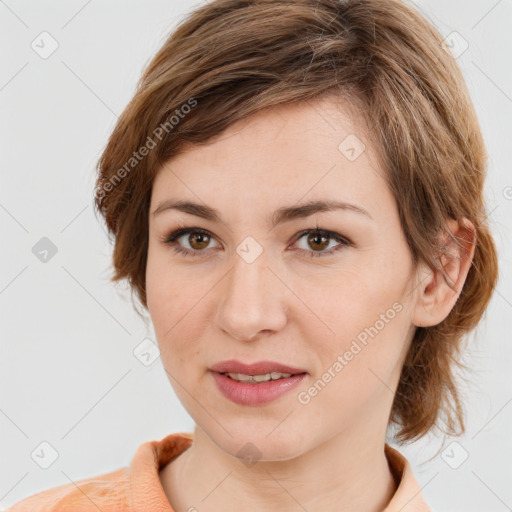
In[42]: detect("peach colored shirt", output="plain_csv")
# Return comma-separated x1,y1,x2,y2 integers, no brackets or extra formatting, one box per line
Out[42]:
5,432,431,512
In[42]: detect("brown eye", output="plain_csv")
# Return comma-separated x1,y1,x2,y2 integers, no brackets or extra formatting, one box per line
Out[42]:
307,232,329,252
162,227,220,257
293,229,352,258
188,232,210,250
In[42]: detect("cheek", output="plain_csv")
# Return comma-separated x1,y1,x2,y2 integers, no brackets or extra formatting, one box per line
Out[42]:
294,258,411,391
146,278,208,376
298,310,408,432
146,243,188,324
291,259,407,339
145,259,218,386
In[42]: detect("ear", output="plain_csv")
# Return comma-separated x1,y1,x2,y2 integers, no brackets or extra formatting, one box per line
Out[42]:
412,217,476,328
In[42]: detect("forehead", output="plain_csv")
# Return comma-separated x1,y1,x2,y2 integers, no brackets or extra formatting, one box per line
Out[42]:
150,97,388,218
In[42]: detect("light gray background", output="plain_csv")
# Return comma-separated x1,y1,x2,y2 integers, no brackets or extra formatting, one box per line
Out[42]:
1,1,511,510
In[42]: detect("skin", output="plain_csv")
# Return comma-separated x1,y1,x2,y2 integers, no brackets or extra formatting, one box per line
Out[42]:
146,96,476,512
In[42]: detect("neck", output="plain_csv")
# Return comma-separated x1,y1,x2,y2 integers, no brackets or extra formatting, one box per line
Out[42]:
161,423,397,512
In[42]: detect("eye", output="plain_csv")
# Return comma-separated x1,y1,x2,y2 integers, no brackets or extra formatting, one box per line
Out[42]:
160,227,352,258
161,227,220,257
292,228,352,258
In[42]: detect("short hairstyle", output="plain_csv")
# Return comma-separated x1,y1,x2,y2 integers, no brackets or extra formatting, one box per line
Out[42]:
93,0,498,442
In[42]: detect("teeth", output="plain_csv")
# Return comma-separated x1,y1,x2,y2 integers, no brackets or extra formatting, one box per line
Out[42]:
252,373,271,382
233,373,252,382
270,372,292,380
226,372,293,383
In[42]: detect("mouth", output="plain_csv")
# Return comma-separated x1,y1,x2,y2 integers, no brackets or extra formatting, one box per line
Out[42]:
209,360,308,406
211,371,307,406
218,370,307,383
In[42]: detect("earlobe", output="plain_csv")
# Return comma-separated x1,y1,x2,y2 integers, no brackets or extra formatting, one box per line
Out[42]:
412,218,476,328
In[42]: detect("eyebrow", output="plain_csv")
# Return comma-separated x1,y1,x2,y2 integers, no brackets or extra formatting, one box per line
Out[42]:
152,198,373,228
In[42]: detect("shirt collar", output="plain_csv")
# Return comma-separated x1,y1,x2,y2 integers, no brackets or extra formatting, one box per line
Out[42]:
128,433,431,512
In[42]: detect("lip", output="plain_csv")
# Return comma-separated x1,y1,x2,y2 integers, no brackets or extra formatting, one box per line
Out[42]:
209,359,308,376
211,371,307,406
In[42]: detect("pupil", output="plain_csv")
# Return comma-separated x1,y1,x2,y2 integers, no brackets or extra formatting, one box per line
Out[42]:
310,233,327,250
191,233,208,249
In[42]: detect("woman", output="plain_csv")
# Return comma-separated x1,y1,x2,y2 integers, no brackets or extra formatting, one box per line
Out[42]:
6,0,498,510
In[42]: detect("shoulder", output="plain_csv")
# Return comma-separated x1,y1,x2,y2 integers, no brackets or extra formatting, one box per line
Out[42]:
4,437,437,512
3,432,194,512
4,467,129,512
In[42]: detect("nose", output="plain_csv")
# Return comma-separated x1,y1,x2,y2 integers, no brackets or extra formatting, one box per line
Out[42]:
214,247,288,342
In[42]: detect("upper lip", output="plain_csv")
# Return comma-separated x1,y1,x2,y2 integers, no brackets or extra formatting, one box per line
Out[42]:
210,359,308,375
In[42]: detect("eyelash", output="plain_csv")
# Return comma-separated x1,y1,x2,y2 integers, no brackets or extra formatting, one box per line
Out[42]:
160,226,352,259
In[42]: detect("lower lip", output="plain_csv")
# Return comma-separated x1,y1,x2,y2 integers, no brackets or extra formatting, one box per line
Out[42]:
211,371,307,406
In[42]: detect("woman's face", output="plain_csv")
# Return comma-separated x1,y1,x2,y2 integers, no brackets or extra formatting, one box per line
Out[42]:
146,97,424,460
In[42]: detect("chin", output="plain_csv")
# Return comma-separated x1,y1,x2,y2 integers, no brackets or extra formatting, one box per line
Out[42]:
211,425,308,463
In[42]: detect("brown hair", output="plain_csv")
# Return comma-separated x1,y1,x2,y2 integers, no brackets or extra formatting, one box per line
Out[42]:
93,0,498,442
